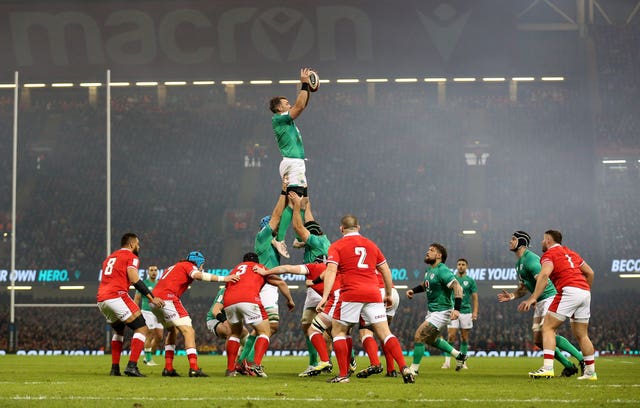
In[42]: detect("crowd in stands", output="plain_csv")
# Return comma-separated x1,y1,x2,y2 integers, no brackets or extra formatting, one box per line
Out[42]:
1,289,637,355
592,23,640,263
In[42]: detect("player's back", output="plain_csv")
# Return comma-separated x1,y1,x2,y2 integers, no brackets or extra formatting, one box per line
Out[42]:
97,248,138,301
153,261,196,299
224,261,268,306
330,233,384,302
541,245,589,291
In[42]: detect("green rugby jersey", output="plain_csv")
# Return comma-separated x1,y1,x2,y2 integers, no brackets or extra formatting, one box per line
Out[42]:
455,274,477,314
254,224,280,269
272,112,305,159
206,286,226,322
516,249,556,301
303,234,330,264
424,262,456,313
140,278,158,311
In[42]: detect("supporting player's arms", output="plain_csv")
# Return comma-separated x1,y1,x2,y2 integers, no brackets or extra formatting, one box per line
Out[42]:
288,192,310,242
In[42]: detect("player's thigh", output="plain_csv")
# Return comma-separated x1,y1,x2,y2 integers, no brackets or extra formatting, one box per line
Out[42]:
301,307,318,326
334,301,365,325
142,310,163,330
98,295,139,324
425,310,451,332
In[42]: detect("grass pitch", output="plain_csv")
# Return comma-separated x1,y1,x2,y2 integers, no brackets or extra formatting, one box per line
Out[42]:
0,355,638,407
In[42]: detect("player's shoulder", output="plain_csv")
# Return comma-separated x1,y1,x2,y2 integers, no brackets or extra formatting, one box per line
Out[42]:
524,249,541,261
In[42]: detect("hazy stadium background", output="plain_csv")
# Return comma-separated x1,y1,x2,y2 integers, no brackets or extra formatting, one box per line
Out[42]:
0,0,638,355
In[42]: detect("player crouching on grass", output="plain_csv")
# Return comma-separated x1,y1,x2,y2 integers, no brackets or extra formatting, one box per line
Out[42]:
150,251,239,377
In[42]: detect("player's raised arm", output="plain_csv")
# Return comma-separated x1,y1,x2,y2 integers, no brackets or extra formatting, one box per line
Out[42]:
289,68,311,119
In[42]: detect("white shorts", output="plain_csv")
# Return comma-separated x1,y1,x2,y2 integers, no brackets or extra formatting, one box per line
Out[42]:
447,313,473,329
142,310,163,330
304,288,322,309
206,319,224,337
150,300,192,328
225,302,268,326
379,287,400,317
425,310,452,332
97,294,139,324
260,283,280,321
279,157,307,187
548,286,591,321
534,296,553,319
334,301,387,325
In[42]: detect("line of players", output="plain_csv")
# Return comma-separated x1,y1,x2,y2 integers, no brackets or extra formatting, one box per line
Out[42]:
96,68,597,381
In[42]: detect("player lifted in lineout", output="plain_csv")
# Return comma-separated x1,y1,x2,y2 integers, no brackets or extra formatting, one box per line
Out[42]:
268,68,319,258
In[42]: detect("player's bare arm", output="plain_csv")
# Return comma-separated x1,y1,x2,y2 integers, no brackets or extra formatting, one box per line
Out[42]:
498,283,527,302
194,270,240,283
253,264,306,276
377,261,394,307
580,262,595,287
316,263,337,312
406,282,425,300
289,68,311,119
288,191,310,242
472,292,479,320
267,275,295,311
450,279,463,320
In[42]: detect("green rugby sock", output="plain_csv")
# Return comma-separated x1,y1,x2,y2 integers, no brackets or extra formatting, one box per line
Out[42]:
412,343,425,365
306,337,318,366
554,348,574,368
433,338,455,354
556,335,584,361
238,335,256,363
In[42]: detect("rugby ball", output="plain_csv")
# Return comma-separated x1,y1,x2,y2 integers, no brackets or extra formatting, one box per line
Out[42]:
308,70,320,92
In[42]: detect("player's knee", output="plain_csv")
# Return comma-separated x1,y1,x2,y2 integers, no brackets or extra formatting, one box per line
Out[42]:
111,320,126,335
126,314,147,332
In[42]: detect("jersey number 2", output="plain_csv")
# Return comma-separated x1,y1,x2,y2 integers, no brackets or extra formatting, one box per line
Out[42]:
355,247,369,269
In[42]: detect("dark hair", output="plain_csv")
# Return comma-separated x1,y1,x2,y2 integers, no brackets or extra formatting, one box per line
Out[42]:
121,232,138,247
243,252,260,263
269,96,286,113
430,242,448,263
457,258,468,265
545,230,563,244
